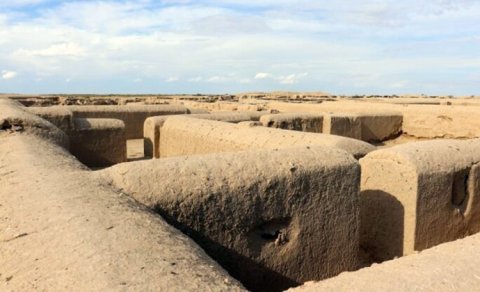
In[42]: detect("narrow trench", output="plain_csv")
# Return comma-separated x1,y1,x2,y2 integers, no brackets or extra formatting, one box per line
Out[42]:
83,139,147,170
69,120,473,291
83,139,300,291
154,208,299,292
126,139,147,162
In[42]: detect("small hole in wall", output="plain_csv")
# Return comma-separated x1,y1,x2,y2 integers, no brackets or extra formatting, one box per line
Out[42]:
1,120,12,130
250,217,291,245
452,169,469,208
1,120,24,132
261,230,280,240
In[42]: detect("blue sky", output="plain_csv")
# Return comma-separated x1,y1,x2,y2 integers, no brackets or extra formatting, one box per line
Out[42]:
0,0,479,95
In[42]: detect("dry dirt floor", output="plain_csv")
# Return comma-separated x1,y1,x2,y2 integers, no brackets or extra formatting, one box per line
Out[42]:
127,139,145,161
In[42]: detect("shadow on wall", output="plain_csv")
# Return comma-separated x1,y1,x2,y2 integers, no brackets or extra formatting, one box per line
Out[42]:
154,206,300,292
360,190,404,263
362,127,403,144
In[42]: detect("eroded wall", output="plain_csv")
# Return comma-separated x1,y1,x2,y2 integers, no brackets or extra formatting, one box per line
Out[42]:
0,102,245,291
5,97,480,291
100,146,361,291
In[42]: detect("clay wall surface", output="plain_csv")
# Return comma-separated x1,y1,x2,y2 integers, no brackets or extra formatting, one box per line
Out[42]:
183,101,267,112
158,116,375,159
360,139,480,261
70,118,127,167
144,111,272,158
238,121,262,127
356,113,403,142
0,99,69,148
266,101,480,139
260,113,324,133
27,106,74,133
64,104,189,139
185,108,210,114
100,146,360,291
323,114,362,140
288,233,480,292
192,110,272,122
0,118,244,290
26,107,128,166
323,113,402,142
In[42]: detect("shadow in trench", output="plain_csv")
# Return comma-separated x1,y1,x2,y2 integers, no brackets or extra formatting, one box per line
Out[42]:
155,207,300,292
360,190,405,263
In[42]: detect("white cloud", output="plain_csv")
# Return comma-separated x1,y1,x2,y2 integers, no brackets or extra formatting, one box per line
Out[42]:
238,78,252,84
188,76,203,82
2,70,17,79
165,76,179,82
254,72,273,79
255,72,309,84
278,73,308,84
0,1,478,94
14,42,86,58
190,13,270,35
207,76,228,83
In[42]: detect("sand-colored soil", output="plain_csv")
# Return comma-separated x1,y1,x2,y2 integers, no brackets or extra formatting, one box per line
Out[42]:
127,139,145,160
289,233,480,292
0,133,244,291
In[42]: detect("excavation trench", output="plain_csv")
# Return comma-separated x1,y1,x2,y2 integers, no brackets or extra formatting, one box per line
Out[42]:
98,146,361,292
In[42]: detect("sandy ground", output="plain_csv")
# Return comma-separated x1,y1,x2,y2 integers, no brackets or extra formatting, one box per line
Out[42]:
289,233,480,291
372,134,429,148
127,139,145,160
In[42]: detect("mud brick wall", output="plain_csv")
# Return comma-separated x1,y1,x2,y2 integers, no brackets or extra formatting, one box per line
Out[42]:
65,105,189,139
101,146,361,291
70,118,127,167
260,113,324,133
360,139,480,261
144,112,270,158
323,113,402,142
0,102,244,291
157,116,375,159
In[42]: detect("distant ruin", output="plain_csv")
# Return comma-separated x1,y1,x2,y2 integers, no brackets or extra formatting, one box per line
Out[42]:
2,93,480,291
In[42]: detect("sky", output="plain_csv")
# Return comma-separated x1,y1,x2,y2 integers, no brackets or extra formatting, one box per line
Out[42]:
0,0,479,95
